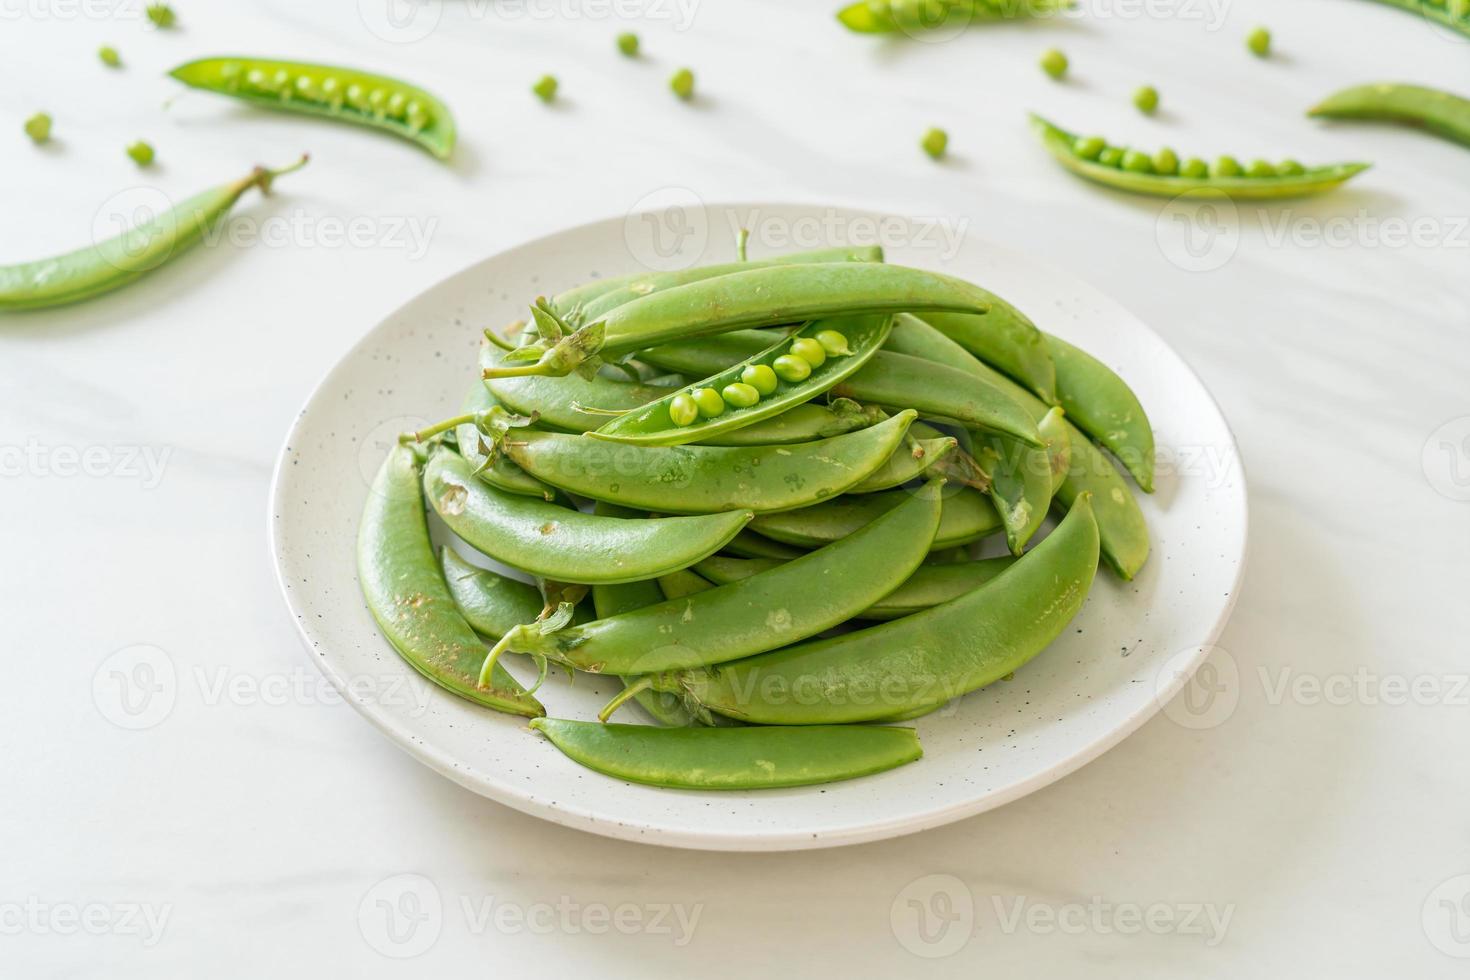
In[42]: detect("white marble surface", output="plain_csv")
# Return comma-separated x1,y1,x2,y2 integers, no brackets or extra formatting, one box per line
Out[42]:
2,0,1468,975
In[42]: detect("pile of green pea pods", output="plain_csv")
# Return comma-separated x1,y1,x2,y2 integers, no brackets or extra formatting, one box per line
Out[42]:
358,247,1155,791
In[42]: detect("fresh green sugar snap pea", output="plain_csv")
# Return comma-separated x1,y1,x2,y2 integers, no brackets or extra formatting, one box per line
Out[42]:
0,156,306,312
1031,114,1369,199
980,406,1068,555
487,262,995,379
481,483,941,680
358,446,542,717
481,341,673,433
592,316,892,446
837,0,1070,34
657,568,713,600
1356,0,1470,40
1045,332,1155,491
748,484,999,550
169,57,456,160
454,382,563,501
916,301,1056,404
723,531,806,560
439,547,546,639
1310,82,1470,150
647,495,1099,724
847,423,958,493
501,411,917,514
423,449,751,585
530,719,921,790
699,399,885,447
885,313,1148,578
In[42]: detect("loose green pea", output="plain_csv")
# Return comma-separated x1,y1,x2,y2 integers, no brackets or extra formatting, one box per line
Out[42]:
1153,147,1179,175
670,68,694,101
1180,157,1208,178
722,382,761,409
789,337,827,368
1097,146,1124,168
815,329,851,356
146,2,175,28
1212,155,1242,178
1073,135,1106,161
690,387,725,417
23,112,51,144
99,46,121,68
669,393,699,427
1278,159,1305,176
921,127,948,160
1121,150,1153,174
533,75,558,102
772,355,812,383
741,363,779,395
1133,85,1159,115
126,140,154,166
1246,158,1276,178
617,32,639,56
1040,48,1068,79
1247,26,1271,57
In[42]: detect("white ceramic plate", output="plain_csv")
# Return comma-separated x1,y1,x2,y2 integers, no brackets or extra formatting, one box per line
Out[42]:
270,203,1247,852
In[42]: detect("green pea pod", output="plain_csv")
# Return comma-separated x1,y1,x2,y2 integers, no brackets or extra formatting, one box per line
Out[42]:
170,57,455,159
486,262,995,378
530,719,922,790
639,331,1043,446
482,341,673,432
917,303,1056,405
439,547,544,637
1031,114,1369,199
697,399,885,446
1309,82,1470,150
591,316,893,446
848,425,958,493
748,485,1000,550
696,554,1014,620
657,568,714,600
357,446,542,717
837,0,1071,34
561,245,885,322
653,494,1098,724
1356,0,1470,41
423,449,751,584
0,156,307,312
1045,333,1155,491
885,313,1148,579
980,406,1068,555
723,531,806,560
480,481,942,678
455,383,563,500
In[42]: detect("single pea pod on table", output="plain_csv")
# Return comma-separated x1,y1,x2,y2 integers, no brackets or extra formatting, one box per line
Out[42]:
836,0,1071,34
1309,82,1470,150
1030,114,1370,199
169,57,455,160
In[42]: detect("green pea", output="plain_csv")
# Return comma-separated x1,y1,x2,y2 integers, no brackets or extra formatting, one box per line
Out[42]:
789,337,827,368
1073,135,1106,161
406,101,429,131
126,140,155,166
247,69,268,91
670,68,694,101
772,354,812,383
1133,85,1159,115
1121,150,1153,174
320,77,342,106
146,2,175,28
272,69,292,96
1153,147,1179,175
741,363,779,395
1247,26,1271,57
815,329,851,356
345,83,367,109
532,74,558,102
1097,146,1124,168
1246,158,1276,178
98,46,121,68
921,127,948,160
617,32,639,56
386,91,408,117
1278,158,1305,176
295,76,318,100
1180,157,1208,178
1211,155,1242,177
669,393,699,427
1040,48,1068,79
722,382,761,409
691,387,726,417
368,88,388,115
23,112,51,144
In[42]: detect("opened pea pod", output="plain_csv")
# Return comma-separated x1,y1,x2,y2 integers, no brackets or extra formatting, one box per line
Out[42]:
837,0,1071,34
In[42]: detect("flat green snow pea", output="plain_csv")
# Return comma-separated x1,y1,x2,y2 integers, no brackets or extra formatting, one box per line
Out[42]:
357,446,542,717
1309,82,1470,149
723,531,806,560
848,423,958,493
837,0,1071,34
918,303,1056,404
696,553,1015,620
591,316,893,446
1032,114,1369,199
885,313,1148,578
698,399,885,446
639,331,1043,446
502,411,916,514
169,57,456,159
0,156,307,312
439,547,545,638
645,494,1099,724
980,406,1069,554
1356,0,1470,40
479,482,941,678
455,382,562,500
657,568,713,600
482,341,673,432
530,719,921,789
423,449,751,584
486,262,995,378
748,484,999,550
1045,332,1155,491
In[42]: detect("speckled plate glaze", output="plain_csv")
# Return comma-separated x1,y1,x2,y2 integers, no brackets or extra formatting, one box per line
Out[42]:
269,203,1247,851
